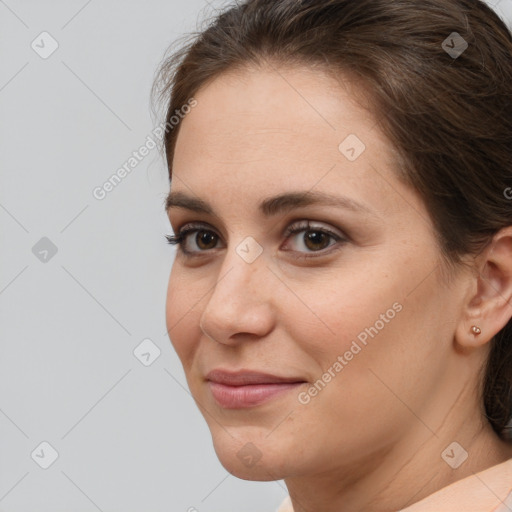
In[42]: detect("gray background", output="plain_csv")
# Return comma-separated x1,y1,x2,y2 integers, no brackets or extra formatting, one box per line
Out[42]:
0,1,511,511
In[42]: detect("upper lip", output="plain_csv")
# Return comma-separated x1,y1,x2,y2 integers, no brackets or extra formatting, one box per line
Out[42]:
205,369,307,386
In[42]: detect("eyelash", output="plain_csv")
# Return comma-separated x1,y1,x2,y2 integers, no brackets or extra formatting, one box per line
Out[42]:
165,220,347,260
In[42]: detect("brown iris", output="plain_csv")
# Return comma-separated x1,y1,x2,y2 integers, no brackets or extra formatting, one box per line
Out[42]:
303,230,330,251
196,231,218,250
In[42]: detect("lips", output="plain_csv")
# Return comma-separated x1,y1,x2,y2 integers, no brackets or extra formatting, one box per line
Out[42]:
205,369,306,386
205,369,307,408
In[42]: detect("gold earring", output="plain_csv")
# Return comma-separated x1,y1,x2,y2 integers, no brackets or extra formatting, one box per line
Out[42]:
471,325,481,335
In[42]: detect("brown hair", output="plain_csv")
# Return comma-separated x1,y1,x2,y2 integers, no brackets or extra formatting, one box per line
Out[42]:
152,0,512,441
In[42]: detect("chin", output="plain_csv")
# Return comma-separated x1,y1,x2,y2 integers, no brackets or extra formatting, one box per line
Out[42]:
209,426,291,481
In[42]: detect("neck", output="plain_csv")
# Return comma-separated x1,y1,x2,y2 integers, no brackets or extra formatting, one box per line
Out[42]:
284,382,512,512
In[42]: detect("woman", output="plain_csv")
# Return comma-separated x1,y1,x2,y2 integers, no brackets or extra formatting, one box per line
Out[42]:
153,0,512,510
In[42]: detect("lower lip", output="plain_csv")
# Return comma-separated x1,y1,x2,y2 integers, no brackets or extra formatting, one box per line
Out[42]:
207,381,305,409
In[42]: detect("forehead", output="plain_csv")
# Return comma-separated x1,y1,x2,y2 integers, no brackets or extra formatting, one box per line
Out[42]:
174,63,377,161
170,63,409,219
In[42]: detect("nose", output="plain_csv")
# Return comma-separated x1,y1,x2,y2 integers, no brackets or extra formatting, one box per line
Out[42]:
199,248,275,346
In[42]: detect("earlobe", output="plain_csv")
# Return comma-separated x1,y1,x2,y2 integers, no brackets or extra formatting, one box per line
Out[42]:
456,227,512,350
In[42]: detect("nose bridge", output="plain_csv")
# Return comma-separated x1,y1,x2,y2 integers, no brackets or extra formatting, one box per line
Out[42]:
207,244,266,312
212,233,268,301
200,241,274,341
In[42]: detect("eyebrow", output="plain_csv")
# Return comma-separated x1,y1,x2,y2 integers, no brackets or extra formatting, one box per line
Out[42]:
165,190,376,218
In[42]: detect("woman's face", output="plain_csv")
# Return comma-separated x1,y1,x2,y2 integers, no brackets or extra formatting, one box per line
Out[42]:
165,63,469,481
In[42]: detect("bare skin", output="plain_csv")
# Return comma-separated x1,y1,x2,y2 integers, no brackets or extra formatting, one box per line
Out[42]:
165,62,512,512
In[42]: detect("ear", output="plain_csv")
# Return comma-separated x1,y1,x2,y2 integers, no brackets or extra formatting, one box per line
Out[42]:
456,226,512,350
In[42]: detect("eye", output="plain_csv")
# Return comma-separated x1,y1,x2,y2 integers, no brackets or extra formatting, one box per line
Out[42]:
281,220,347,258
165,222,222,255
165,220,347,259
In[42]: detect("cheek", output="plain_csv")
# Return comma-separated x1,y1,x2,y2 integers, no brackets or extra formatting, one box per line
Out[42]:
284,262,424,387
289,245,441,362
165,269,201,368
290,263,445,428
286,269,401,359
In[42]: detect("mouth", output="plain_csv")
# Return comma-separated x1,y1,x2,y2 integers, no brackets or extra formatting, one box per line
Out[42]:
205,369,307,409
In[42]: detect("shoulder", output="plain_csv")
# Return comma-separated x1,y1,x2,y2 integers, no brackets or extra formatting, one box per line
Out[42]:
400,457,512,512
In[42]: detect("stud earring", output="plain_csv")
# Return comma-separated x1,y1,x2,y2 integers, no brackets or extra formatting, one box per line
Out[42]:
471,325,481,335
